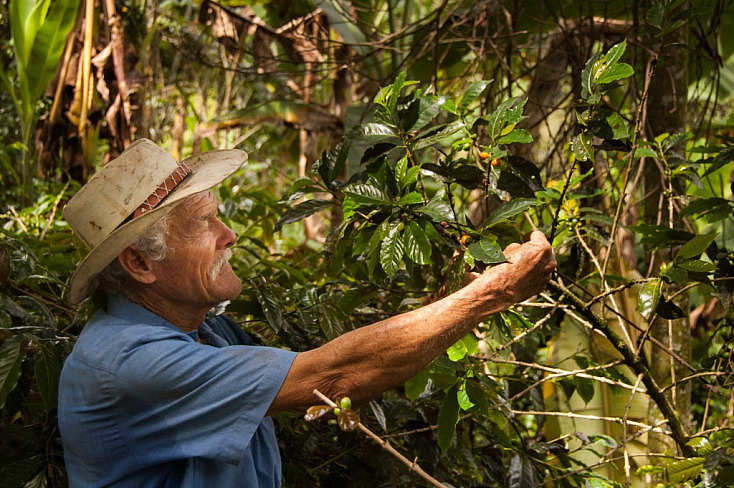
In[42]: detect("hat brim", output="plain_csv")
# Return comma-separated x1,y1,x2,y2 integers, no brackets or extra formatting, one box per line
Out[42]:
66,148,247,304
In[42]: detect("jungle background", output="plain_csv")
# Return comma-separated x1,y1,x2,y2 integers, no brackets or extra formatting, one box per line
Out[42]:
1,0,734,486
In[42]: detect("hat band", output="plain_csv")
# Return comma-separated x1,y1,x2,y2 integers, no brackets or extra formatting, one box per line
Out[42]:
121,162,193,226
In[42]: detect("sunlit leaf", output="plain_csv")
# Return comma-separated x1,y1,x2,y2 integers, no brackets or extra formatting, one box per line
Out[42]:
638,278,662,319
498,128,533,144
457,388,474,411
666,457,704,483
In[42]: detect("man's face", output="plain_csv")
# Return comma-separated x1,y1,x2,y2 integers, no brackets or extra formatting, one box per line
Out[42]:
149,191,242,308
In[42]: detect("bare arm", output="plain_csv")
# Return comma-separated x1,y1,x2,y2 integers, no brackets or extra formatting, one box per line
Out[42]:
267,231,556,414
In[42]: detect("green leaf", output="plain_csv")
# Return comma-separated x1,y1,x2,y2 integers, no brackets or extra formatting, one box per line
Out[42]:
575,377,595,404
275,199,334,231
405,368,431,401
677,259,715,273
666,457,705,483
397,192,424,205
646,2,665,29
486,97,518,140
572,132,594,161
485,198,537,226
403,221,432,265
380,221,404,278
604,40,628,66
447,334,476,362
411,120,465,151
498,128,533,144
457,387,475,411
25,0,80,103
34,340,60,413
656,299,685,320
343,184,391,206
634,147,658,158
508,454,537,488
351,123,400,144
0,336,24,410
596,63,634,84
395,154,408,186
638,278,662,319
415,189,454,222
407,95,448,132
675,233,716,261
437,383,460,453
387,71,407,112
458,80,490,115
467,238,506,264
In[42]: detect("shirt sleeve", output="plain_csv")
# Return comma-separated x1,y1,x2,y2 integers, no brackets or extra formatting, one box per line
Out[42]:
113,327,297,465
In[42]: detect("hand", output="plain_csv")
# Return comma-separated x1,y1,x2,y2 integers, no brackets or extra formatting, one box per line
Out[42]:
468,231,556,306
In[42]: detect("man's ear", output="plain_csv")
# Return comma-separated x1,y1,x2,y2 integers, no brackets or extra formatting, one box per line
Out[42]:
118,245,157,284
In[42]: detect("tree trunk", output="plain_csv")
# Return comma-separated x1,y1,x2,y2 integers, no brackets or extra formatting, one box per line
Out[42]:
642,0,692,460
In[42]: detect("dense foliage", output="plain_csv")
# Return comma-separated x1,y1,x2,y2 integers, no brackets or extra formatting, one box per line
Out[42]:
2,1,734,487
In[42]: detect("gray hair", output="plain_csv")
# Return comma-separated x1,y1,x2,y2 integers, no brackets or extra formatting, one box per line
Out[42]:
95,214,172,295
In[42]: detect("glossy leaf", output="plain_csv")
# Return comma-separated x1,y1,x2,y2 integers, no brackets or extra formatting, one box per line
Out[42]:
304,405,332,421
380,221,404,277
412,120,464,150
656,299,685,320
485,198,537,226
275,199,334,231
638,278,662,319
467,238,505,263
416,189,454,222
337,409,361,431
508,454,537,488
403,220,432,265
343,184,391,206
596,63,634,85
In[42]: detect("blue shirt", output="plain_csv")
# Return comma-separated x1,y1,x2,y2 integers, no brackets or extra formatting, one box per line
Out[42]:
58,295,297,487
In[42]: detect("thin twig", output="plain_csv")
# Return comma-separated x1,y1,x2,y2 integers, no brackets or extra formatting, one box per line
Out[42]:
312,389,447,488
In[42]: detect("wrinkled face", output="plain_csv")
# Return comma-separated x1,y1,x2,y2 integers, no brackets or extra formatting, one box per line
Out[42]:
149,191,242,308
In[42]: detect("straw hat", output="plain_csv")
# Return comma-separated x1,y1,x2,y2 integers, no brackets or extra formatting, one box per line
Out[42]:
64,139,247,304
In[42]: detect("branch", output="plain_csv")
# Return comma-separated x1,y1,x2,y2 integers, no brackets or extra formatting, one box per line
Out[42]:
549,280,696,457
312,389,448,488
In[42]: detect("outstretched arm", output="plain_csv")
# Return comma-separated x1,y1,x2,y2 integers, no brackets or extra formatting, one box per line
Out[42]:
267,231,556,414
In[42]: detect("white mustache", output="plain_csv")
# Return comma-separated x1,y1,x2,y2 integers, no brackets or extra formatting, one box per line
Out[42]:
209,248,233,280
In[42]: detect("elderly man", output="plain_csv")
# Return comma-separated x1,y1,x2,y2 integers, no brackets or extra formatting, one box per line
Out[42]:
58,139,556,487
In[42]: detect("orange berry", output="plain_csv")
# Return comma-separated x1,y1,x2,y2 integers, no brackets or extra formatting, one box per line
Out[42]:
460,235,472,246
479,151,490,160
491,158,501,167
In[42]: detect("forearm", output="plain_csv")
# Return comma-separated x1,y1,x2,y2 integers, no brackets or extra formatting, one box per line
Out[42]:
268,270,513,413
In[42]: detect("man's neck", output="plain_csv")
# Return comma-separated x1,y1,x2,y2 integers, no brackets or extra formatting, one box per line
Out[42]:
123,289,207,333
